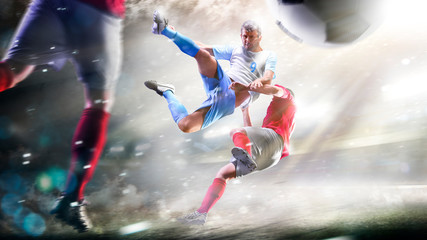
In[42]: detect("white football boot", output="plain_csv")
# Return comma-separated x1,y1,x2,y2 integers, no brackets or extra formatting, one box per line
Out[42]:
177,211,207,225
152,10,168,34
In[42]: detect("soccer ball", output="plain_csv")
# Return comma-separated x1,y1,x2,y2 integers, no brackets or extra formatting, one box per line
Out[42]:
266,0,385,47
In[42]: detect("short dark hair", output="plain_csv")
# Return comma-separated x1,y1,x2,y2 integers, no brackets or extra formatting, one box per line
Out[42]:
286,88,295,98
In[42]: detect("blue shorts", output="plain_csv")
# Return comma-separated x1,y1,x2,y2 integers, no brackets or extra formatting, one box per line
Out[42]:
5,0,123,90
197,62,236,129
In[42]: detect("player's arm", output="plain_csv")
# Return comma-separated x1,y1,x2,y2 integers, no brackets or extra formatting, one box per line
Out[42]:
252,83,284,97
241,106,252,127
249,51,277,90
194,41,214,56
248,69,274,90
231,81,283,97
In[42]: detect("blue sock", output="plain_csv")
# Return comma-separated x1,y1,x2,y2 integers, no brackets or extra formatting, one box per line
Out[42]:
161,27,200,57
163,90,188,124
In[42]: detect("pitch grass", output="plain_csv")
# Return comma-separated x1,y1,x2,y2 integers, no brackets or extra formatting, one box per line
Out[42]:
2,204,427,240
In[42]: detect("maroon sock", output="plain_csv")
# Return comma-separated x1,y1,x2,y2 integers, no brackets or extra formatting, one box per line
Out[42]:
64,108,110,201
0,62,13,92
232,132,252,156
197,178,226,213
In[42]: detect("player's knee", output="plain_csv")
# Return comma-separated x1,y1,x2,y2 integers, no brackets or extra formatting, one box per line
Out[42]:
194,48,211,60
195,51,217,78
229,128,246,138
215,163,237,181
215,171,235,182
177,119,194,133
86,98,114,112
215,175,234,182
85,88,115,112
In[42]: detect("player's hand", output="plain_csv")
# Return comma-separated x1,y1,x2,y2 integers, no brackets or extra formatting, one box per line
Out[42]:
229,82,248,91
249,79,263,90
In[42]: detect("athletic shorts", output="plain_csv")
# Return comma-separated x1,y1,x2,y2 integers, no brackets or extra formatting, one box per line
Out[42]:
5,0,123,90
244,127,284,171
197,61,236,129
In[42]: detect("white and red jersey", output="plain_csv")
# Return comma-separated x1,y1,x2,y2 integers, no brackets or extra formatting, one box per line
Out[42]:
213,45,277,107
79,0,125,18
262,85,296,159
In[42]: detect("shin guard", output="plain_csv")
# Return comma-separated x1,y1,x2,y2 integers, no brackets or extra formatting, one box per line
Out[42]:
197,178,226,213
65,108,110,201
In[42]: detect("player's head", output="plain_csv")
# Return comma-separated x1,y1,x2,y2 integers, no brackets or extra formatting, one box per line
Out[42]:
241,20,262,37
286,88,295,98
240,20,262,51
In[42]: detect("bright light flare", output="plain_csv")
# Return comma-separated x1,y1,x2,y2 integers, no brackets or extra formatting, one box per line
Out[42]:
295,99,333,123
119,221,151,235
36,173,53,193
383,0,427,26
381,74,427,101
203,126,232,139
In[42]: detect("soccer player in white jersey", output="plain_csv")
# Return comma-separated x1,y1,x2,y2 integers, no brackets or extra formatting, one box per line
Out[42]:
146,11,277,133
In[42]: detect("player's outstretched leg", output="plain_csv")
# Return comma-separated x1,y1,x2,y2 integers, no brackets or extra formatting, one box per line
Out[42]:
177,177,227,225
152,11,200,57
51,107,110,232
145,80,188,124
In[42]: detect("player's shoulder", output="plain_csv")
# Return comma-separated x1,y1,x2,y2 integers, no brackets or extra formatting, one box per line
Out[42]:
265,49,277,57
233,45,244,52
275,84,295,100
274,84,286,92
257,49,276,60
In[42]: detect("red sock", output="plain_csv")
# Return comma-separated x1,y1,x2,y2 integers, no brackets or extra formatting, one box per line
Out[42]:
0,62,13,92
65,108,110,201
232,132,252,156
197,178,226,213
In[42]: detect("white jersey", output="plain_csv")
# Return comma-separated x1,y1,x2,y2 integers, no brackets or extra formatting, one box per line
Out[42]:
213,45,277,107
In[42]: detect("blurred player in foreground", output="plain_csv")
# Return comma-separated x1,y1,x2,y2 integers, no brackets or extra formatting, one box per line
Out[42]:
177,82,296,225
146,10,276,133
0,0,125,232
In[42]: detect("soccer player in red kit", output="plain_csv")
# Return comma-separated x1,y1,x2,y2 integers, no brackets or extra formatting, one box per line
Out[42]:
178,82,296,225
0,0,125,232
